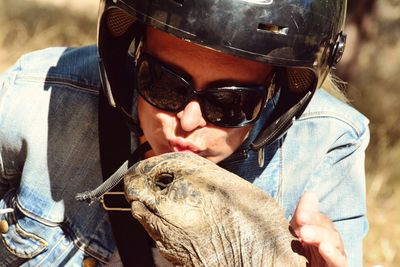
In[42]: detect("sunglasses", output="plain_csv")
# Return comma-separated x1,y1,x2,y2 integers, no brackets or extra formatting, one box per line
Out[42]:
135,52,269,127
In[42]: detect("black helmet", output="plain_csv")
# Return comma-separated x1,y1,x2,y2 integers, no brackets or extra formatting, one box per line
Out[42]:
97,0,347,148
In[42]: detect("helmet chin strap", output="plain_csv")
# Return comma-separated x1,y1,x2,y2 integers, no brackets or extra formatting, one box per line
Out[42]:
251,89,314,150
251,66,317,151
118,106,144,136
248,88,313,168
75,141,151,203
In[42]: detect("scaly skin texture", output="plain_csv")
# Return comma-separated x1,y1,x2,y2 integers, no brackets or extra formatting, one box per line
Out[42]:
124,152,307,267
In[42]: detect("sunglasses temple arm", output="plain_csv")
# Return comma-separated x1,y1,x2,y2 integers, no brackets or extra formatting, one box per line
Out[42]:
75,142,151,204
75,160,128,204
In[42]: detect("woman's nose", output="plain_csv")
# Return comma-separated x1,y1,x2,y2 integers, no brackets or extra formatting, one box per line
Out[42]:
176,101,207,131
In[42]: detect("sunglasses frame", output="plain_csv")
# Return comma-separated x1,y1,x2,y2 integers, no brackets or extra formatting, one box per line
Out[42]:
135,52,270,128
100,192,131,211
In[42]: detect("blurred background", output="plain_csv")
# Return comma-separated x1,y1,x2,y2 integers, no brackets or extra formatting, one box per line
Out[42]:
1,0,399,266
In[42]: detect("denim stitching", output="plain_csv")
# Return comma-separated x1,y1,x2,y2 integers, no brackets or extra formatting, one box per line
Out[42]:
33,235,73,267
14,74,100,95
62,218,111,263
296,112,366,137
1,211,48,259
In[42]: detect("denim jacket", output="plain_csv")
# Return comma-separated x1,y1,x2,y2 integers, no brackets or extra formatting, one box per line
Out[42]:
0,46,369,266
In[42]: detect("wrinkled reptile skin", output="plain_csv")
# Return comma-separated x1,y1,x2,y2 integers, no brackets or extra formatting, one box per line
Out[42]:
124,152,307,267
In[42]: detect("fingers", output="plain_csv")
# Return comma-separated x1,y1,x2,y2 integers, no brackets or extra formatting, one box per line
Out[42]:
298,191,319,212
292,192,344,254
290,192,319,230
296,209,334,229
290,192,348,267
300,224,343,253
319,242,348,267
291,192,333,235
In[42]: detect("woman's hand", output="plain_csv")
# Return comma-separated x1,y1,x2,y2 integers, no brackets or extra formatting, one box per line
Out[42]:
290,192,348,267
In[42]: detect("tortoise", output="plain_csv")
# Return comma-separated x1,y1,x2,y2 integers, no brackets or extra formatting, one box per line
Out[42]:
124,152,307,267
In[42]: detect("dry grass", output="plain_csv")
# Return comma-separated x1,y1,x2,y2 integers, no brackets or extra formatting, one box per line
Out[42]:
365,181,400,265
362,142,400,266
341,2,400,265
0,0,97,72
1,1,399,266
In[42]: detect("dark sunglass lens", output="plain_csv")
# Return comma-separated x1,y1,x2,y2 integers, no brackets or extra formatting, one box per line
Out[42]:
203,89,264,126
137,59,189,112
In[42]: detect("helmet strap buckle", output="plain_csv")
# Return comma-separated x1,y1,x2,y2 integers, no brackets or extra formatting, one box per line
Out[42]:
329,31,347,69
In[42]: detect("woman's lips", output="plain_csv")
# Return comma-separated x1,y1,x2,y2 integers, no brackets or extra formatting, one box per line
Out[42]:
169,139,202,154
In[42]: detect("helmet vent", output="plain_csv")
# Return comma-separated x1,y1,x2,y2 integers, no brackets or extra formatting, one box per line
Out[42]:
287,68,314,93
106,8,135,37
257,23,288,35
170,0,184,6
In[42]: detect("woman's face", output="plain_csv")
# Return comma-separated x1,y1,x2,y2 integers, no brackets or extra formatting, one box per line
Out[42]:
138,27,272,163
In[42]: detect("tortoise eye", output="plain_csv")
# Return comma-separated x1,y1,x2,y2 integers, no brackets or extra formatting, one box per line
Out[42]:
155,173,174,190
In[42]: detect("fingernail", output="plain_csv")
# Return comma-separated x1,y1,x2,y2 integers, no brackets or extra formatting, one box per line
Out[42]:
299,211,310,224
320,242,334,256
301,226,314,241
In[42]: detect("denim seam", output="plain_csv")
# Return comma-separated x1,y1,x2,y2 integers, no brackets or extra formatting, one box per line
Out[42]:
297,112,365,137
276,139,284,207
33,235,72,267
0,76,7,123
3,168,21,178
0,151,4,179
0,72,13,127
0,75,17,180
14,74,100,95
14,200,110,264
62,218,110,264
73,237,109,264
53,240,76,267
15,201,110,263
1,212,48,259
74,240,109,264
325,136,362,167
15,200,60,227
14,223,48,255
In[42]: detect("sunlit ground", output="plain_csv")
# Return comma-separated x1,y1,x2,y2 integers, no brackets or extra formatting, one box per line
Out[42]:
1,1,399,266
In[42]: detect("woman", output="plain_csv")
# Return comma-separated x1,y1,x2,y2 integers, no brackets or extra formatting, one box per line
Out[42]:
0,0,368,266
